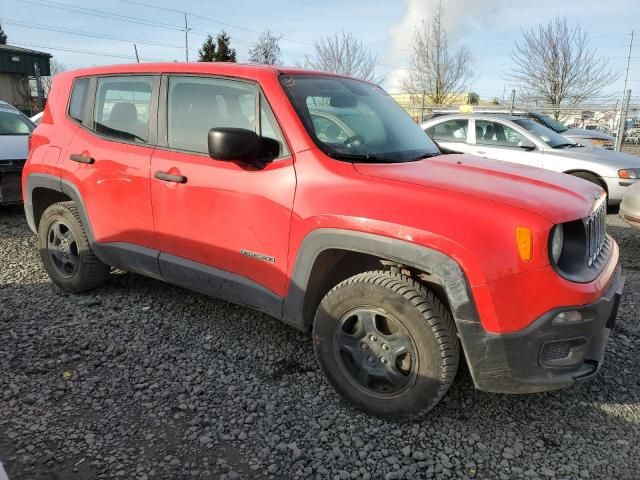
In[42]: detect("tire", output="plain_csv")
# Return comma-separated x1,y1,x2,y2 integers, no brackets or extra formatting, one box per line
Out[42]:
38,201,110,293
313,270,459,418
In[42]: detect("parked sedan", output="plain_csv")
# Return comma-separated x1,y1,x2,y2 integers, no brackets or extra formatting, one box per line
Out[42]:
421,114,640,205
0,101,35,204
620,182,640,229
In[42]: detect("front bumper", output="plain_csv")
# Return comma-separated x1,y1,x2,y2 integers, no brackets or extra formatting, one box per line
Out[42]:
605,177,639,204
0,163,24,205
459,264,624,394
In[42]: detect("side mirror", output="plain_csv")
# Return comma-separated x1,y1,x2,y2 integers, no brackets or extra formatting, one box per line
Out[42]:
208,128,260,164
518,139,536,151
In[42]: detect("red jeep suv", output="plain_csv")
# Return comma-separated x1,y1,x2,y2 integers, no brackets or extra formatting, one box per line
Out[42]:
23,63,624,417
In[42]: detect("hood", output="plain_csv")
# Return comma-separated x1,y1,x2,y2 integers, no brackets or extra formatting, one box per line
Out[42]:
545,145,640,168
565,128,614,141
354,154,602,224
0,135,29,161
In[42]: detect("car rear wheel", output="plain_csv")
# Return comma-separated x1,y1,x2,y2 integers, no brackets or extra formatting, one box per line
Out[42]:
38,201,110,293
313,270,459,418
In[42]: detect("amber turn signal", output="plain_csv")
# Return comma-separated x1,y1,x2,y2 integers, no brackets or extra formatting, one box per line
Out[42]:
516,227,533,261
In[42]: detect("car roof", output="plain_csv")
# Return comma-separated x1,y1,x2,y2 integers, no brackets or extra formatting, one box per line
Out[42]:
60,62,373,85
425,113,526,122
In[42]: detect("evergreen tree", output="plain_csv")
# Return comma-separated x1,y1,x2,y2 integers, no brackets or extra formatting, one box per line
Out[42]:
214,31,236,62
198,32,236,62
198,34,217,62
0,22,7,45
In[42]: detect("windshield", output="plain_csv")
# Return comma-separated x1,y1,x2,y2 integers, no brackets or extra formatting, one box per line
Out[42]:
280,75,440,162
513,119,575,148
529,112,568,133
0,107,35,135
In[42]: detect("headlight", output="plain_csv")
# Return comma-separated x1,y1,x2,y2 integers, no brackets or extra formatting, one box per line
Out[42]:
550,225,564,264
618,168,640,179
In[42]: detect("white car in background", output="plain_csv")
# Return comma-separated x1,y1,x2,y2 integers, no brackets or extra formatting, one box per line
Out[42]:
421,113,640,205
30,111,43,125
620,182,640,229
0,101,35,204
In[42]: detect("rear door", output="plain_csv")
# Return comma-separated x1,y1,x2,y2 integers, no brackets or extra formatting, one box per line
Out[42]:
424,118,471,153
470,119,543,168
61,75,160,272
150,75,296,299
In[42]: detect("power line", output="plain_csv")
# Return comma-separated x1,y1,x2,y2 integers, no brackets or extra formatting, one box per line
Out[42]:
9,40,172,62
114,0,316,47
18,0,185,31
2,18,186,50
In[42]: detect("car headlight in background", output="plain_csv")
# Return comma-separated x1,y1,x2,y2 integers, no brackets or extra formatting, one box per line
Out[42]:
550,224,564,264
618,168,640,179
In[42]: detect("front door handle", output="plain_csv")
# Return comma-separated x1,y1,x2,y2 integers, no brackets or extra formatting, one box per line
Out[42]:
476,150,486,155
69,153,94,164
154,171,187,183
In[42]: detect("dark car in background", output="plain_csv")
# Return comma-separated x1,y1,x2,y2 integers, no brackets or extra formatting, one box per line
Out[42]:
0,101,35,205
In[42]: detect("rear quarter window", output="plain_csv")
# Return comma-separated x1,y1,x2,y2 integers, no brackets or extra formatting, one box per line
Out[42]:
68,78,89,123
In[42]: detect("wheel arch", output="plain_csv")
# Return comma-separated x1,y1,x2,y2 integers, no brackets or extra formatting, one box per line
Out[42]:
282,229,480,331
25,173,96,242
563,169,608,194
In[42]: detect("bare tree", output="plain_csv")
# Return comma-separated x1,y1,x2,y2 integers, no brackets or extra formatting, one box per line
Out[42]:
248,29,282,65
301,31,381,83
508,18,617,118
402,2,473,107
41,58,66,97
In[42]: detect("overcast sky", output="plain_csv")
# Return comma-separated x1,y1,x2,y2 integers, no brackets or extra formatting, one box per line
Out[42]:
1,0,638,101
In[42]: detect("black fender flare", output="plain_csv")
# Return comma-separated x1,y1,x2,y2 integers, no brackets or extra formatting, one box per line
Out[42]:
24,173,97,242
282,228,480,329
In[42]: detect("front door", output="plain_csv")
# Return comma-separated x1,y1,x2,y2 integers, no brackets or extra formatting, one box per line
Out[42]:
150,75,296,305
471,119,543,168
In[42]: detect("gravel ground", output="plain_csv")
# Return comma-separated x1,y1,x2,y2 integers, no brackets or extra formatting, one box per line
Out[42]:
1,205,639,480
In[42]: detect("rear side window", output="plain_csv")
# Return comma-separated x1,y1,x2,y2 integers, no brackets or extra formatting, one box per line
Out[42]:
93,76,153,144
426,119,468,143
68,78,89,123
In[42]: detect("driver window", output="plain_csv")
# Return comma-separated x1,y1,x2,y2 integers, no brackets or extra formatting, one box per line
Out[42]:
476,120,525,148
168,76,256,154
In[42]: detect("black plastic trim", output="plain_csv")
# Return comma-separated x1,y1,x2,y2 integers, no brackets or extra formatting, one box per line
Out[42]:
283,229,479,330
457,264,623,393
158,252,282,319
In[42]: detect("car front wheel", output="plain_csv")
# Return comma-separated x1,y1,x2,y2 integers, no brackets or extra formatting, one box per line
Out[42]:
313,270,459,418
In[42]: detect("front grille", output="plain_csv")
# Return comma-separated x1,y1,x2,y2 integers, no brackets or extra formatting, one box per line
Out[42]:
586,202,607,267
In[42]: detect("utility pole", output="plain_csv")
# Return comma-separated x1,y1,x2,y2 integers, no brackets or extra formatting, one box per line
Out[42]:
509,89,516,115
133,44,140,63
615,89,631,152
616,31,634,150
184,13,190,62
34,62,44,114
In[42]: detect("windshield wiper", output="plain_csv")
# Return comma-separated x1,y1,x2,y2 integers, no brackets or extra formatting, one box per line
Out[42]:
409,152,441,161
553,142,580,149
327,152,390,163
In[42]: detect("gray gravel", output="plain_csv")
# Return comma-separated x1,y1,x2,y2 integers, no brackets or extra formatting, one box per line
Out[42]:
1,204,639,480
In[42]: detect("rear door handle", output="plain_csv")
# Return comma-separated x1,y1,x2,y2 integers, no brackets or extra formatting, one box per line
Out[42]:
154,171,187,183
476,150,486,155
69,153,94,164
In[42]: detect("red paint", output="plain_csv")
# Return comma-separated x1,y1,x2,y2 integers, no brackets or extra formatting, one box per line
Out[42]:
24,63,618,334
